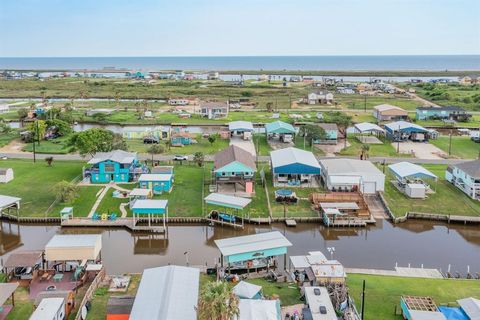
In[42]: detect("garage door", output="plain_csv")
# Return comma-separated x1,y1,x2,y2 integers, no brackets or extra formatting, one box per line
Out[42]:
362,181,376,194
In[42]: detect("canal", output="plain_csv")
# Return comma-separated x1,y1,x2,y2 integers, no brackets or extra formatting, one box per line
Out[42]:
1,219,479,275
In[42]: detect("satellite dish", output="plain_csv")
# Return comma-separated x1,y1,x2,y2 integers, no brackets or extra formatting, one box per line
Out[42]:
81,306,88,320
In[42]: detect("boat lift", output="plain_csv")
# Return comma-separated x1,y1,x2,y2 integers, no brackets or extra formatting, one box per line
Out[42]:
204,193,252,229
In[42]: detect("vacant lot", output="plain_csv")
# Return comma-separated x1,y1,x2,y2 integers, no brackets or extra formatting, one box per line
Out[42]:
347,274,480,320
430,135,480,159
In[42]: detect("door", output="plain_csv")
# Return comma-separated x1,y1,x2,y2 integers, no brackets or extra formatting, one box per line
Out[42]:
362,181,376,194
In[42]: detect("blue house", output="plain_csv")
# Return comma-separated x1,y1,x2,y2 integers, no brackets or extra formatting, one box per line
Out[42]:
87,150,140,183
170,130,193,146
213,145,257,194
138,173,174,194
315,123,338,144
270,147,321,187
384,121,433,142
416,106,471,122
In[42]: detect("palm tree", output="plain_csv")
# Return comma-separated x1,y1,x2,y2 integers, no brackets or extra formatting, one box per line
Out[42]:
360,143,370,160
197,281,239,320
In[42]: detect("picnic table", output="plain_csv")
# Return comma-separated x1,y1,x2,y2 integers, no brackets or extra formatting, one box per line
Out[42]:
40,273,52,282
53,273,64,282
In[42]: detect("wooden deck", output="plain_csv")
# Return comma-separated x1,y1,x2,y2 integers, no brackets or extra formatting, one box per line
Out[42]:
61,218,166,233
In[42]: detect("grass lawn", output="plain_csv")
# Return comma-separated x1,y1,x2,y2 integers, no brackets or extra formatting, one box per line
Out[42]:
337,94,419,111
86,274,141,320
95,187,131,216
0,131,18,148
50,186,103,217
22,136,74,154
294,135,325,157
430,136,480,159
415,115,480,128
0,159,85,217
347,274,480,320
253,134,272,156
340,135,411,158
5,286,34,320
382,164,480,217
126,136,230,155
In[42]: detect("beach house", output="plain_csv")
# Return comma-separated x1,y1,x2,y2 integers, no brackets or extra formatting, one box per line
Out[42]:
199,101,229,119
315,123,338,144
213,145,257,194
305,91,334,104
446,159,480,201
86,150,140,183
270,147,321,187
416,106,471,122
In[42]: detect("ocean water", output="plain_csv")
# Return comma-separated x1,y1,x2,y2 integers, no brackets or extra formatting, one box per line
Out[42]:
0,55,479,71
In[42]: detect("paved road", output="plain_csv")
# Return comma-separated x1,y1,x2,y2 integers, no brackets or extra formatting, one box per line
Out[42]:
0,151,469,165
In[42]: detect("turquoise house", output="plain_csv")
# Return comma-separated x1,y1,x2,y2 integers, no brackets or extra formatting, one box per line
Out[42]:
416,106,471,121
87,150,139,183
314,123,338,143
170,131,192,146
213,145,257,194
138,173,174,194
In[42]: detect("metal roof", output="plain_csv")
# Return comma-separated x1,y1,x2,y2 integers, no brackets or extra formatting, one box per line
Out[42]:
290,252,328,270
304,287,337,320
131,199,168,210
389,162,437,180
236,299,279,320
317,123,338,131
310,260,346,279
87,150,137,165
265,121,295,134
129,188,152,197
233,281,262,299
228,121,254,132
204,193,252,209
458,297,480,320
374,104,407,113
354,122,385,133
270,147,320,170
320,159,383,176
384,121,428,133
138,174,173,181
0,195,21,210
214,231,292,257
0,283,18,306
29,298,65,320
46,234,102,249
130,266,200,320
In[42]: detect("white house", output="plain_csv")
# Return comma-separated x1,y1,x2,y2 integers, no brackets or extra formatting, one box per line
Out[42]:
0,105,9,113
319,159,385,194
168,98,189,106
446,160,480,201
0,168,13,183
199,101,229,119
305,91,334,105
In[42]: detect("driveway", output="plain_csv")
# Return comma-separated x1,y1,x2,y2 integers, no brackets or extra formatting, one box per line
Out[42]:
229,136,256,156
391,141,447,159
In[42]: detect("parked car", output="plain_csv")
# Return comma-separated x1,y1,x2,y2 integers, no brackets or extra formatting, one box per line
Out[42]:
0,155,8,160
143,136,159,144
173,155,188,161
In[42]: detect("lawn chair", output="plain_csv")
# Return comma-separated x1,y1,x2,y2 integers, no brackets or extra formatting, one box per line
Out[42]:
109,213,117,221
92,213,100,221
101,213,108,221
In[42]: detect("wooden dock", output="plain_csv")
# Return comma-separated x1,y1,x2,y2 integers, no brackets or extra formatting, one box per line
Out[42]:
61,218,166,233
345,267,444,279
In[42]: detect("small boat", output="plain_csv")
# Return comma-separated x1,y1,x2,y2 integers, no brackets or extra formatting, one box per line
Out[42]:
218,213,236,223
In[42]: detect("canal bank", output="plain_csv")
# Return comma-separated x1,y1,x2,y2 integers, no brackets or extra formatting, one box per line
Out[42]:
1,219,479,275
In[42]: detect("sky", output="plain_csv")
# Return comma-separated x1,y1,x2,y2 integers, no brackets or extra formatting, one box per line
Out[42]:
0,0,479,57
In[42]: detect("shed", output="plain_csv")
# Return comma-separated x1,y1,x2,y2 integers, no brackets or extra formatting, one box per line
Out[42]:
235,299,280,320
388,162,437,182
45,234,102,262
0,168,14,183
138,173,174,194
304,286,337,320
214,231,292,264
129,266,200,320
30,297,65,320
233,281,262,299
406,184,426,199
319,159,385,194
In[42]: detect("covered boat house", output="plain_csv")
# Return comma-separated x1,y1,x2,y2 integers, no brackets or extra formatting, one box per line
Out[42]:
131,199,169,232
270,147,321,187
389,162,438,198
385,121,433,142
204,193,252,228
214,231,292,273
265,121,296,143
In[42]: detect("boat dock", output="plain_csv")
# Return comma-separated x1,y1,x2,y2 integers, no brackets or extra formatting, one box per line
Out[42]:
345,267,445,279
61,218,166,233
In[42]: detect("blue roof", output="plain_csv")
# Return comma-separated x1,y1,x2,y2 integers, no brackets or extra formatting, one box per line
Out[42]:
265,121,295,134
438,306,469,320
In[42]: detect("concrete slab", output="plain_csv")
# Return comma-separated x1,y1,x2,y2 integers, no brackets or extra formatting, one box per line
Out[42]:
356,136,383,144
392,141,447,160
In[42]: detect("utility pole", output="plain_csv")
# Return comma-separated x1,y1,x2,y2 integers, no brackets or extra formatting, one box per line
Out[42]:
448,130,452,156
397,125,400,153
364,94,367,112
36,120,41,146
361,280,366,320
32,133,36,163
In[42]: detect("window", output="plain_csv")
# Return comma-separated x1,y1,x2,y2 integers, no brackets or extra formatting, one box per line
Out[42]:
104,163,115,172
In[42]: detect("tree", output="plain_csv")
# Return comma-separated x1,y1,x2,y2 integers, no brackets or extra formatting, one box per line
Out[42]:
324,111,352,148
46,119,73,136
266,102,274,112
17,108,29,119
197,281,239,320
360,144,370,160
208,134,217,145
69,128,125,157
193,152,204,167
299,124,326,146
27,120,47,142
54,181,79,203
45,156,54,166
147,144,165,163
92,112,108,123
0,123,13,134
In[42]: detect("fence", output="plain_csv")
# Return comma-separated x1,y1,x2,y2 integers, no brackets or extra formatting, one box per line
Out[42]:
74,266,106,320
